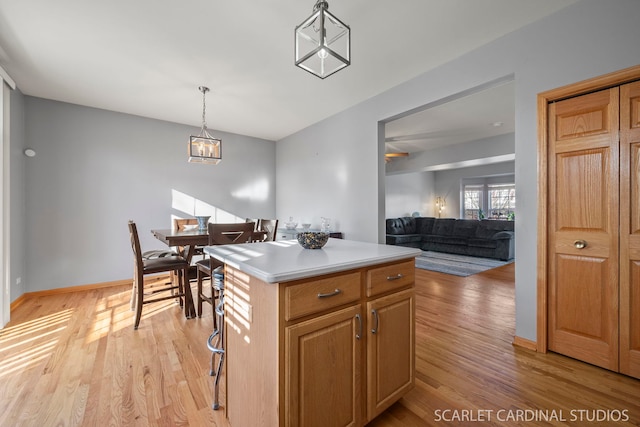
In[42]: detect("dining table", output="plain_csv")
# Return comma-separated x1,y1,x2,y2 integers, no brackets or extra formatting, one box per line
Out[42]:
150,226,269,319
150,228,210,319
151,227,269,259
151,228,209,262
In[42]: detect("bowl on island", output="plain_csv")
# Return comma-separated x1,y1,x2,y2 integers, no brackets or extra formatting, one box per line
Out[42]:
301,223,311,230
297,231,329,249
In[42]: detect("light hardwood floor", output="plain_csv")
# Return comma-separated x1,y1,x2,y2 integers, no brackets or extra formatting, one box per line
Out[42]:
1,265,639,426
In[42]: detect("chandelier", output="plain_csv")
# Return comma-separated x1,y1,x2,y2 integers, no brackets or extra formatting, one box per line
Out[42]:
188,86,222,164
295,0,350,79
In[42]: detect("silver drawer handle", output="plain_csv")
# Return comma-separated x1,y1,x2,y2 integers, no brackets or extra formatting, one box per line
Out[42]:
371,309,379,334
317,289,342,298
386,274,404,281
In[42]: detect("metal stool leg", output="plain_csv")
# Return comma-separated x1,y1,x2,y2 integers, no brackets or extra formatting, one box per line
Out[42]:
207,267,225,410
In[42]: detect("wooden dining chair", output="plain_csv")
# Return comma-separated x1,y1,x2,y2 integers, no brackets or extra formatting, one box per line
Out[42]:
196,222,255,317
137,220,187,277
128,221,193,329
256,219,279,242
174,218,199,232
173,218,206,259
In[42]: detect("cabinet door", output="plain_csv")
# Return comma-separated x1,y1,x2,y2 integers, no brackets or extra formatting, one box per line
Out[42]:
285,305,363,427
366,288,415,421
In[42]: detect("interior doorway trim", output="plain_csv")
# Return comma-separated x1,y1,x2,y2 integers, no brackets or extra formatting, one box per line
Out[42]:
536,63,640,352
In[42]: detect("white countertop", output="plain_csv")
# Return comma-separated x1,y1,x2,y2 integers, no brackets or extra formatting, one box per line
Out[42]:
204,238,421,283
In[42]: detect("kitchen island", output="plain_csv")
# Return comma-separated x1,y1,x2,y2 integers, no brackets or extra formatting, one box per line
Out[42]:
205,238,421,427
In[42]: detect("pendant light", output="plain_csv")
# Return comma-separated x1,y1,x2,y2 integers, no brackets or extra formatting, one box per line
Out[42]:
188,86,222,164
295,0,350,79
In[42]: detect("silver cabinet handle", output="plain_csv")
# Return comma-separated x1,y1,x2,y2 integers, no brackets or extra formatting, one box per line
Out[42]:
317,289,341,298
386,274,404,281
371,309,379,334
355,314,362,340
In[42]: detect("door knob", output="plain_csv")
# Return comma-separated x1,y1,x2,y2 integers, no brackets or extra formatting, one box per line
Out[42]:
574,240,587,249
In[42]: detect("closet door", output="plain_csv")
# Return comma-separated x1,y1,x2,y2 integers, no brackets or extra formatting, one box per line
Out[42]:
620,80,640,379
547,88,620,371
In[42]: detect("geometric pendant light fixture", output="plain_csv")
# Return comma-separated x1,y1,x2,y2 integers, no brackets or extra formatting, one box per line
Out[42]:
188,86,222,164
295,0,350,79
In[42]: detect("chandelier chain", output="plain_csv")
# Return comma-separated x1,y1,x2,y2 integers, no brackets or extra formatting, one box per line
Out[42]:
201,88,208,130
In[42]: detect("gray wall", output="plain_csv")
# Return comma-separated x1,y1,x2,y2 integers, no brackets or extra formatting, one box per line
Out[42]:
434,162,515,219
385,171,435,218
22,97,275,292
9,89,25,302
277,0,640,342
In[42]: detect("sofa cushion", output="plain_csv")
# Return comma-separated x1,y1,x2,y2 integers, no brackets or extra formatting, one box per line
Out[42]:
452,219,479,238
386,218,406,235
468,238,498,249
415,217,436,235
387,234,422,245
492,231,514,240
426,235,468,246
431,218,455,236
400,217,417,234
475,220,514,239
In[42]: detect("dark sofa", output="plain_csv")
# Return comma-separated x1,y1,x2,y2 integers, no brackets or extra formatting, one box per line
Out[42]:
386,216,514,260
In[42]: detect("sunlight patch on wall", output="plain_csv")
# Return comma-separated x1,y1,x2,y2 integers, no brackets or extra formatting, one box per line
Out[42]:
172,190,195,215
171,189,244,223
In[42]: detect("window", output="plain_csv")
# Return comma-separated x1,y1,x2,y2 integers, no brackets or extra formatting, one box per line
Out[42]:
463,185,483,219
488,184,515,220
463,182,515,220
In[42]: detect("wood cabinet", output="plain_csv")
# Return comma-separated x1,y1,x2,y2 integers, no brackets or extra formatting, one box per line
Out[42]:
224,258,415,427
364,259,416,421
286,305,362,427
366,289,414,420
284,270,363,426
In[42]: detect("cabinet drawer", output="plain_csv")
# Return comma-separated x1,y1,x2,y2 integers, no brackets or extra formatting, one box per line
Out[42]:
284,271,361,321
366,259,415,297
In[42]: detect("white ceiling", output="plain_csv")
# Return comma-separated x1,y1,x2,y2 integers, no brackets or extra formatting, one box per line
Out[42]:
0,0,578,142
385,80,515,155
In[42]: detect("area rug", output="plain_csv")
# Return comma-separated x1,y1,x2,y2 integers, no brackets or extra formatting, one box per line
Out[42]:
415,251,513,277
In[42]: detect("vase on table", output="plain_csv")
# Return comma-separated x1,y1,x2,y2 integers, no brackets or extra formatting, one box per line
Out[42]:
195,216,210,231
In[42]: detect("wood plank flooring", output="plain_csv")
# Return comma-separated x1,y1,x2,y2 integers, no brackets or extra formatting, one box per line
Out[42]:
1,265,639,426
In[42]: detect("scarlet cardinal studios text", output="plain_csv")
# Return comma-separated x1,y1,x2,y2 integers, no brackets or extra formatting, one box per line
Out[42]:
433,409,629,423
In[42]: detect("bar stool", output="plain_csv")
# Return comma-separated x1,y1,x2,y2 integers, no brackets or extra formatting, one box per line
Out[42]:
206,266,225,410
196,222,254,317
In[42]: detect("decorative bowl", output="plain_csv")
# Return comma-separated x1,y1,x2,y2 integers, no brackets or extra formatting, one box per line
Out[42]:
285,222,298,230
301,223,311,230
297,232,329,249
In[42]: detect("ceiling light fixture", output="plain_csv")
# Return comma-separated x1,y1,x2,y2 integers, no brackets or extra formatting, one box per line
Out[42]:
384,152,409,163
295,0,350,79
188,86,221,164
